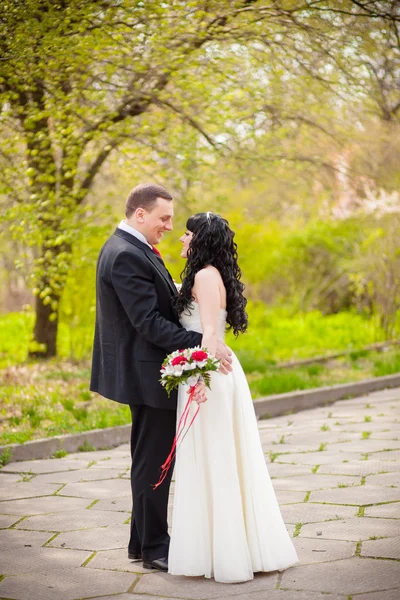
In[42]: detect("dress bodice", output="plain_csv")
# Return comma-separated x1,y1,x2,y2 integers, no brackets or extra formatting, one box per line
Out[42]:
180,302,227,341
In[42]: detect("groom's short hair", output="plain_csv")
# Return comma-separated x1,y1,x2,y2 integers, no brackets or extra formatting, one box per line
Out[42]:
125,183,173,217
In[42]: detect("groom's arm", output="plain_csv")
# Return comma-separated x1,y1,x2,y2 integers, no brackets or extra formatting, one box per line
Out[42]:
112,250,202,353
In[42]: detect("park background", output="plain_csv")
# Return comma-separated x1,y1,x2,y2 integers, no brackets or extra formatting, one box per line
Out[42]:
0,1,399,453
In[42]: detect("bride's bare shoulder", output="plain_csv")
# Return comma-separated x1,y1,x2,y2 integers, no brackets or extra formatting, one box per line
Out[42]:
194,266,223,284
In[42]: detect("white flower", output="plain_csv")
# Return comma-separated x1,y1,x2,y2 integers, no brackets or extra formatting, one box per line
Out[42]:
173,368,183,376
195,360,208,368
187,374,200,387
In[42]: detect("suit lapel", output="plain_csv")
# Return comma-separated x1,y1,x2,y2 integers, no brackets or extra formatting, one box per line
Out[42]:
114,229,178,296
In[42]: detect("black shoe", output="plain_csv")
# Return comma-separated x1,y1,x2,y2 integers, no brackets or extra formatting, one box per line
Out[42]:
143,556,168,572
128,551,142,561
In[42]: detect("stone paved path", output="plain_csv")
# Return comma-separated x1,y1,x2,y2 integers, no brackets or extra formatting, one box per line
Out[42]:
0,388,399,600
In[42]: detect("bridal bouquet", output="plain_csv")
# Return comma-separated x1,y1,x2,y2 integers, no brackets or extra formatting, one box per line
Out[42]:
160,346,220,395
153,347,220,490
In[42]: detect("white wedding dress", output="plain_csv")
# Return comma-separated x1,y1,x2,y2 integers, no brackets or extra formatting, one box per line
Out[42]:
168,303,298,583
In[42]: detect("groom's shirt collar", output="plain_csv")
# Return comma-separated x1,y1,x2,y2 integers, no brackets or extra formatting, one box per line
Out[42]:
117,220,152,249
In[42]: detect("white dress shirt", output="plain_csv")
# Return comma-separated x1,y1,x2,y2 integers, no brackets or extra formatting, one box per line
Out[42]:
117,220,152,249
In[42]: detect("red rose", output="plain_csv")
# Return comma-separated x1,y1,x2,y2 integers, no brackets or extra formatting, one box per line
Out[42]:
171,355,188,366
191,350,208,362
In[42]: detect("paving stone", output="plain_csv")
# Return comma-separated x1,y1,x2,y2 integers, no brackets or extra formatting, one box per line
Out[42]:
16,509,129,532
0,473,26,485
285,523,296,537
135,569,279,598
0,458,90,474
59,477,130,499
0,481,61,501
88,460,131,470
265,463,312,478
280,557,400,594
293,537,355,564
280,502,356,524
0,565,136,600
0,546,90,575
86,548,149,573
339,423,400,433
373,435,400,443
371,450,400,461
300,517,400,541
309,484,400,505
0,495,90,515
366,472,400,486
0,514,22,528
341,441,400,453
272,474,361,492
48,523,130,551
1,390,399,600
361,535,400,559
0,528,53,548
273,434,351,446
355,590,400,600
33,468,127,485
117,592,347,600
89,596,172,600
67,449,130,461
277,452,363,465
364,503,400,519
90,497,131,512
262,440,321,453
318,459,400,476
275,490,307,504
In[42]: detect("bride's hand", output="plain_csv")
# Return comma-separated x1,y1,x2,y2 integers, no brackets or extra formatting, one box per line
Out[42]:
190,380,207,404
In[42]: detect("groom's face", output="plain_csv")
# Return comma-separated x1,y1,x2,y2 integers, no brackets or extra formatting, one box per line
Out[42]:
142,197,174,245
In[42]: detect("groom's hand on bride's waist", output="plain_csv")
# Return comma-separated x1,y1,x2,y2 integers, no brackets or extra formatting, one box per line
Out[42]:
216,341,233,375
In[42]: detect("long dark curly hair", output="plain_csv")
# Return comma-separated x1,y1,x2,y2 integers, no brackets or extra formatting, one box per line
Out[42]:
173,212,248,336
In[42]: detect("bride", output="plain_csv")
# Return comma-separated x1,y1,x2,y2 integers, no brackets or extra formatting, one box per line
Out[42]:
168,212,298,583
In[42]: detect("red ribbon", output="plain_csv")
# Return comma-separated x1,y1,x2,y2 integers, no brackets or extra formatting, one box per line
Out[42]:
152,385,200,490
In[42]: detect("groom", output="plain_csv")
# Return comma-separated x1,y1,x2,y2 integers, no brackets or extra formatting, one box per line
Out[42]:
90,183,232,572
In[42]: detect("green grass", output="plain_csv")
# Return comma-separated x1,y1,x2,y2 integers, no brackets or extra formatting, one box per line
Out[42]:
228,304,388,369
52,449,68,458
1,308,400,445
247,348,400,397
0,306,391,370
0,361,131,446
0,447,13,466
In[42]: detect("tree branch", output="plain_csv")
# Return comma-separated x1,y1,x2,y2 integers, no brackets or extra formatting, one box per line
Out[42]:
154,99,219,149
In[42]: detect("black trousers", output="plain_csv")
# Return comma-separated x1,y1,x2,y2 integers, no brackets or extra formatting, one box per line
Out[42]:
128,404,176,561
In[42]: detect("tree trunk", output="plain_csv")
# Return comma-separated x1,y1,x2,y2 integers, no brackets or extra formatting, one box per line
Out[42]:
30,293,59,358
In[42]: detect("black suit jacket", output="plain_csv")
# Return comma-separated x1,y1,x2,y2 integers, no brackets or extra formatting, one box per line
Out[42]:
90,228,202,409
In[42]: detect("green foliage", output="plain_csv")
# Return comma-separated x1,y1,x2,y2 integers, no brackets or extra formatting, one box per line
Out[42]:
227,303,386,371
373,352,400,377
0,361,131,445
78,441,96,453
0,447,13,467
0,302,390,370
2,331,400,443
52,449,68,459
1,1,398,356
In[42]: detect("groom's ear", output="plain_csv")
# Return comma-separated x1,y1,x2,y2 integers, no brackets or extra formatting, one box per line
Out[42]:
135,207,145,223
